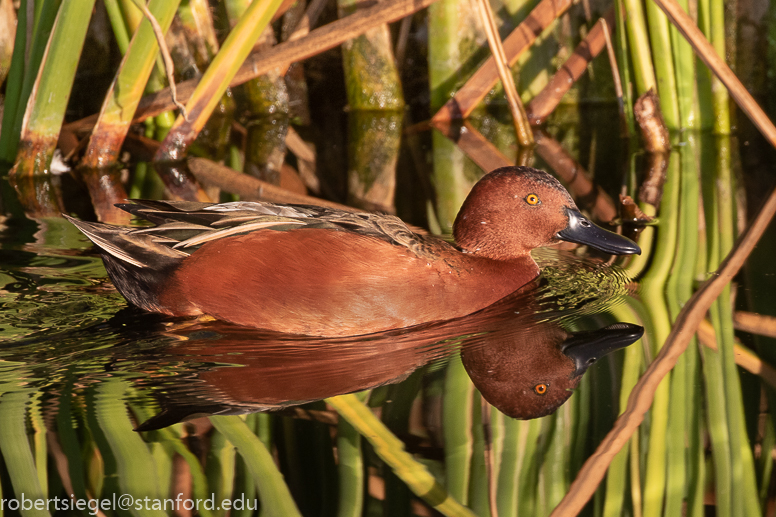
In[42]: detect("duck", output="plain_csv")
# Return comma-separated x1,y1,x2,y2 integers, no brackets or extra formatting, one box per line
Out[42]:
65,166,640,337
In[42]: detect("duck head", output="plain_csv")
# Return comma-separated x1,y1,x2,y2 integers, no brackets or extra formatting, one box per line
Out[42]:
462,322,644,419
453,166,641,260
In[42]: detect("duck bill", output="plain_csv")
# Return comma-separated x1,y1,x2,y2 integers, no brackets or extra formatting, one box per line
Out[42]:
557,207,641,255
562,323,644,377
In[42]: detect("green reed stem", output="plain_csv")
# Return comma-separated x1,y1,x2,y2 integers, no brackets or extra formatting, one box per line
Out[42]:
495,417,526,517
337,391,368,517
156,0,283,160
0,390,48,517
602,302,645,517
210,416,302,517
0,0,59,163
327,393,476,517
206,430,236,517
55,380,88,502
613,0,636,135
104,0,131,54
468,396,489,515
518,418,543,516
644,2,679,128
94,381,165,514
759,418,775,509
622,0,656,94
707,0,730,134
11,0,96,176
663,134,700,515
639,148,681,517
83,0,180,168
711,135,761,516
543,407,570,511
668,0,697,128
698,134,732,517
443,354,475,504
0,0,28,162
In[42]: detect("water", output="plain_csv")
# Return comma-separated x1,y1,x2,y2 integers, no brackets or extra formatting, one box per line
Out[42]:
0,208,637,515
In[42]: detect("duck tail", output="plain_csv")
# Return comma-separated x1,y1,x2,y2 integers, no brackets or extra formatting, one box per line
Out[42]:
65,215,186,313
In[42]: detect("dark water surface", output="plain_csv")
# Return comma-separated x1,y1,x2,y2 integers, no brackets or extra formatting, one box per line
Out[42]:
0,208,638,515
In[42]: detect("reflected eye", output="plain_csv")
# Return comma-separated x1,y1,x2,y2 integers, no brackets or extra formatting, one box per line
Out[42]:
534,383,548,395
525,194,541,205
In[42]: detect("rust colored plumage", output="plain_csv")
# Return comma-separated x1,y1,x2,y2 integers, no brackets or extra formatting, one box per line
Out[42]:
67,166,640,336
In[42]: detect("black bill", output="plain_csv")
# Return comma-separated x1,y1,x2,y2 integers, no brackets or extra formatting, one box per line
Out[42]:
557,207,641,255
562,323,644,377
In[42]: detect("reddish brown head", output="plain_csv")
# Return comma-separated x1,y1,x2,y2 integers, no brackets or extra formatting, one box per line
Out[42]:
453,166,640,260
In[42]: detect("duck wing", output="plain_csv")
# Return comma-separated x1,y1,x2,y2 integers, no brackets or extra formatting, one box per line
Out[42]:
70,200,444,268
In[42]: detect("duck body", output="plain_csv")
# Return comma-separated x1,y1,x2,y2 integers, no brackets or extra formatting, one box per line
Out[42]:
67,166,639,337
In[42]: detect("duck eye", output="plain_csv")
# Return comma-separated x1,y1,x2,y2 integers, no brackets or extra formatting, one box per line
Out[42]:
525,194,541,205
534,383,548,395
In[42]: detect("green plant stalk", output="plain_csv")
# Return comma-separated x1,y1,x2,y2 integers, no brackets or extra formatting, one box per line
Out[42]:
11,0,96,177
663,135,700,515
327,394,476,517
83,387,120,500
0,390,48,517
431,132,479,233
759,418,775,508
711,135,760,516
630,435,643,517
130,401,217,517
383,373,423,516
570,367,590,476
428,0,487,232
644,2,679,128
94,381,165,514
29,394,47,498
206,429,236,517
148,441,173,506
468,396,489,516
177,0,219,66
428,0,485,112
682,135,705,517
55,381,88,502
210,416,302,517
443,354,475,504
602,303,645,517
338,0,404,110
337,392,368,517
622,0,657,94
490,409,505,493
687,370,705,517
707,0,730,134
668,0,697,128
155,0,283,161
639,149,681,517
543,406,570,511
614,0,636,135
103,0,131,54
535,416,556,515
347,111,402,211
0,0,60,163
118,0,142,32
495,417,523,517
82,0,181,168
230,451,258,517
517,419,542,516
698,135,732,517
0,0,28,162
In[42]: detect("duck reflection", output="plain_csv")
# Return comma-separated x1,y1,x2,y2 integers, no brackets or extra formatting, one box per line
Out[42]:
134,278,642,431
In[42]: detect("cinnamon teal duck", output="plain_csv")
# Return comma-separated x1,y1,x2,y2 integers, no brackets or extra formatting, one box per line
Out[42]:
66,166,640,336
